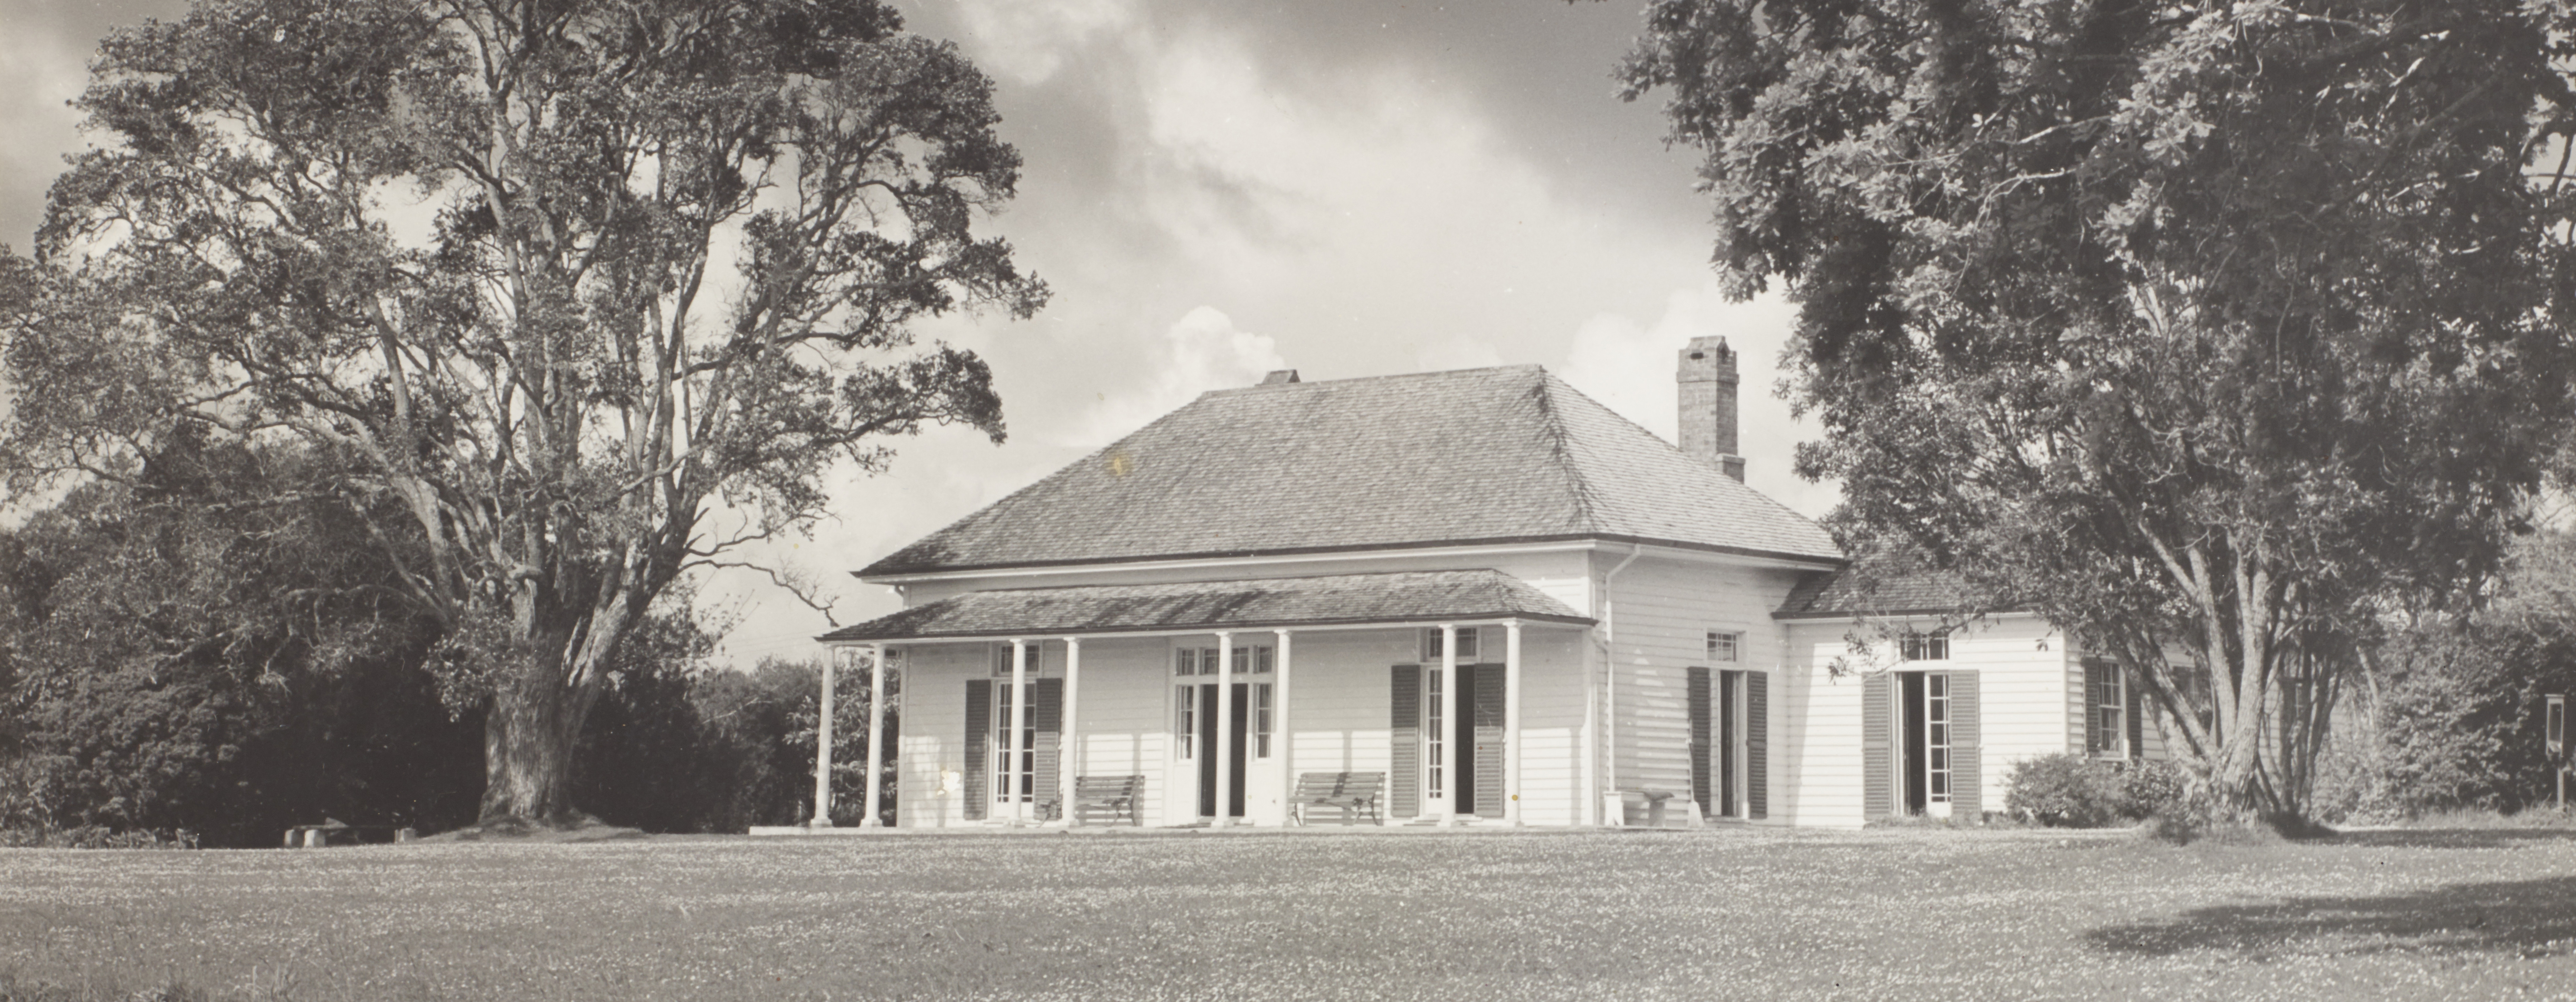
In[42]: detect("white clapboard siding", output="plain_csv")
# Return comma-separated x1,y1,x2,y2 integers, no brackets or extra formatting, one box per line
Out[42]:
1595,552,1808,812
1773,631,1868,828
1064,637,1172,825
1946,616,2074,812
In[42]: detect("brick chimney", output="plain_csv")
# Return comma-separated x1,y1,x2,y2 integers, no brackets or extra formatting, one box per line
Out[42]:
1677,335,1746,481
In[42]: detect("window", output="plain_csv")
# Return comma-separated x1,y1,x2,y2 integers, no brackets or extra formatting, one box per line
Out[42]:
1175,685,1196,757
1176,644,1272,675
992,643,1047,678
1422,627,1479,661
1253,683,1275,758
1900,630,1950,661
1425,666,1446,800
993,679,1035,803
1925,673,1951,803
2088,659,2128,758
1706,630,1742,664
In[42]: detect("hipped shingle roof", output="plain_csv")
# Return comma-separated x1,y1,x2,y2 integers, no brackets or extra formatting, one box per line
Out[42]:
863,366,1839,577
815,570,1592,642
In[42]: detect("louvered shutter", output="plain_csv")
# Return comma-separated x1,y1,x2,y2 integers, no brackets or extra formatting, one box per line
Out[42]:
1949,671,1981,821
1474,663,1505,818
1747,671,1768,821
2125,667,2145,760
963,680,990,821
1034,678,1063,816
1863,672,1893,821
2069,658,2090,754
1687,667,1713,816
1390,665,1420,819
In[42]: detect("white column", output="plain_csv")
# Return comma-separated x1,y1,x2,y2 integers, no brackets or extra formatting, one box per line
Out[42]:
1438,624,1459,828
812,647,837,827
1213,632,1234,828
1504,621,1523,826
1009,639,1030,825
1275,629,1293,824
1060,637,1081,827
862,644,887,828
1581,636,1599,826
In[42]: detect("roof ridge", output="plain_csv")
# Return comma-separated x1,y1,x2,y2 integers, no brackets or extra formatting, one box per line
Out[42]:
1200,363,1545,396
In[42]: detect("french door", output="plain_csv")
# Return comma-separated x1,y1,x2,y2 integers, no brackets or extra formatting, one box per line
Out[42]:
1177,681,1264,819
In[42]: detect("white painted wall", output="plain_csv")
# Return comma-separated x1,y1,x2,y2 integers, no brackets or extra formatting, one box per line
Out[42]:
1777,613,2077,824
1590,549,1810,817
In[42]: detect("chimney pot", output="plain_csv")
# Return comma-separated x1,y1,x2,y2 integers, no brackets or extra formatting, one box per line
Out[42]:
1260,369,1301,386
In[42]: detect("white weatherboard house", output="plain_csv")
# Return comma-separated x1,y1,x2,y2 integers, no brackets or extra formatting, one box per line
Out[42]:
805,338,2168,831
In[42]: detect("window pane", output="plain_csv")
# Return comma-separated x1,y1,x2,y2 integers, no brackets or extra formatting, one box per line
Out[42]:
1930,773,1948,796
1928,723,1947,746
1930,748,1948,771
1458,629,1478,660
1176,649,1195,676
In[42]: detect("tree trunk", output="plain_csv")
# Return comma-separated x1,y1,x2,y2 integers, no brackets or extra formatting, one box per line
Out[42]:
479,671,595,825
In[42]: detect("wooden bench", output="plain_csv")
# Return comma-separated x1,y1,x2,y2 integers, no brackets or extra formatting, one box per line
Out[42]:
1289,772,1385,826
1043,775,1145,826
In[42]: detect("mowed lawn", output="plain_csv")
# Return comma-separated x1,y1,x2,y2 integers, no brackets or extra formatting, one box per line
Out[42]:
6,826,2576,1001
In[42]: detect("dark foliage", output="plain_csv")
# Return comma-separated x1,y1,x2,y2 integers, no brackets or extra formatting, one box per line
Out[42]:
2005,753,2186,828
577,653,898,832
0,438,479,846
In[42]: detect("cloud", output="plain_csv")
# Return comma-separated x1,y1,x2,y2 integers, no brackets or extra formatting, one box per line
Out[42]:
1560,286,1839,519
1070,305,1286,446
950,0,1136,85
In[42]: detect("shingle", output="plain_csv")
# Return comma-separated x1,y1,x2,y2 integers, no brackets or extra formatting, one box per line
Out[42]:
815,570,1594,641
1773,551,1976,619
862,366,1841,576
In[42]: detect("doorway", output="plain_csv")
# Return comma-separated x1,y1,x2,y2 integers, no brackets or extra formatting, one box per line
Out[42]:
1190,682,1250,819
1895,670,1951,816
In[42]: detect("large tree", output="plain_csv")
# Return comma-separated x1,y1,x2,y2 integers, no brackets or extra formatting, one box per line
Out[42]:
1,0,1042,823
1622,0,2576,822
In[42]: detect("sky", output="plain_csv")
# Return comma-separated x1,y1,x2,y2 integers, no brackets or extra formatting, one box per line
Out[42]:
0,0,1838,668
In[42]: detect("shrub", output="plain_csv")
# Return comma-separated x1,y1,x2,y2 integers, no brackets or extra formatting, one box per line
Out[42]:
2005,754,2185,828
2004,754,2124,827
2119,759,2189,819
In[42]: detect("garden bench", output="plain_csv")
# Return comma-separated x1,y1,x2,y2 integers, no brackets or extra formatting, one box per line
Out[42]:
1289,771,1385,826
283,820,415,847
1619,789,1701,829
1043,774,1145,826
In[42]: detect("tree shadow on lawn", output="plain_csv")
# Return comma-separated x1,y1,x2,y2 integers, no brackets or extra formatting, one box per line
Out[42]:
2322,828,2576,850
2089,875,2576,960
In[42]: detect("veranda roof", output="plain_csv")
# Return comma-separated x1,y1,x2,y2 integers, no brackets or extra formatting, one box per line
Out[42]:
1773,547,1977,620
861,366,1841,577
815,570,1593,643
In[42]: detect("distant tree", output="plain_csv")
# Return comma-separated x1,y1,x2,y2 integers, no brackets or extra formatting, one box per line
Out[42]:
2322,527,2576,820
2,0,1043,824
1622,0,2576,823
577,651,892,832
0,436,477,845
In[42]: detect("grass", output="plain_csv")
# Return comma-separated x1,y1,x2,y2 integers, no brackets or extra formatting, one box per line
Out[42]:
6,824,2576,1001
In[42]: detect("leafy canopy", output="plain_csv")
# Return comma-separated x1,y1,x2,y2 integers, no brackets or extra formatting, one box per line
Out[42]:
1,0,1044,820
1623,0,2576,813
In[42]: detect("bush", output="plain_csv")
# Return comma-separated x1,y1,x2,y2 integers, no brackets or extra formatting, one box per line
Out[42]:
2004,754,2186,828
